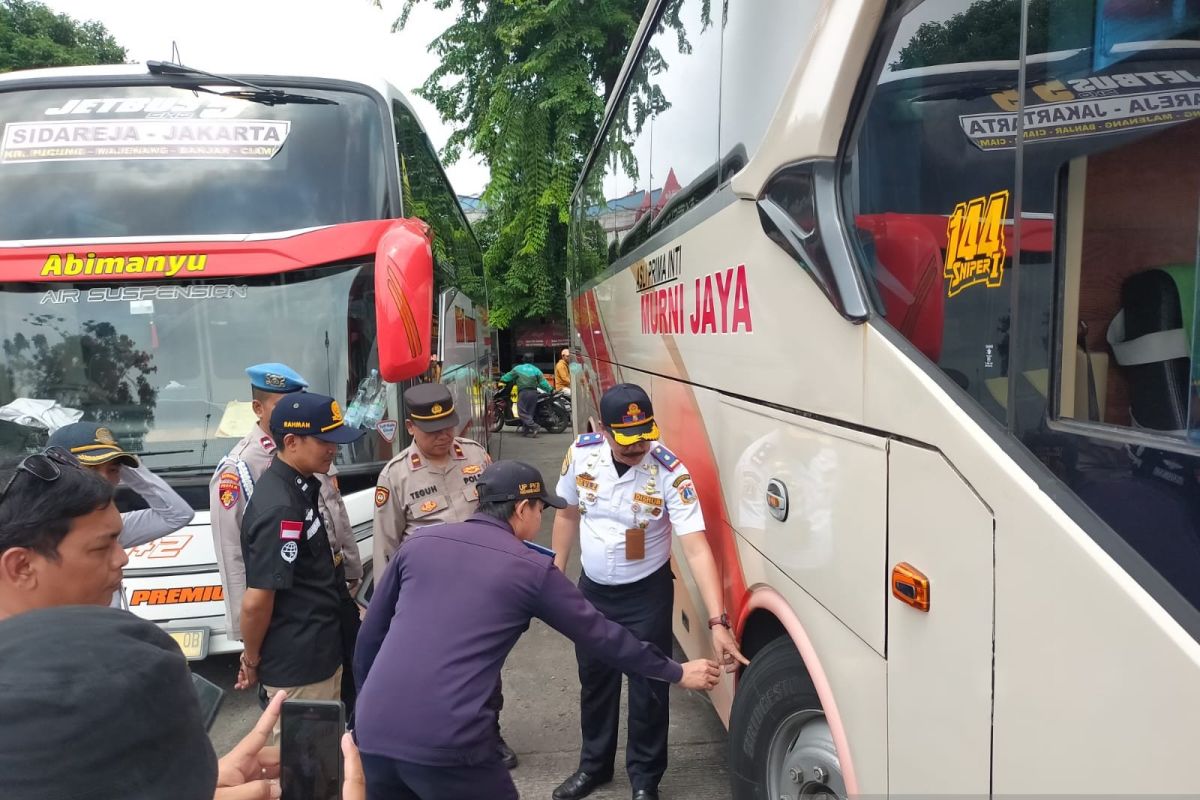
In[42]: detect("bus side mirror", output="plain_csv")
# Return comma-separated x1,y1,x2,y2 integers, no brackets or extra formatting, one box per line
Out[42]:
375,219,434,382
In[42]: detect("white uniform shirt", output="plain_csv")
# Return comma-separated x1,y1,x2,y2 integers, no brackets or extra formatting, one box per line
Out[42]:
556,435,704,585
113,464,195,607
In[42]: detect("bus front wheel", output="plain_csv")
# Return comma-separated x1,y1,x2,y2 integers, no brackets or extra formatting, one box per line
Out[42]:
728,636,845,800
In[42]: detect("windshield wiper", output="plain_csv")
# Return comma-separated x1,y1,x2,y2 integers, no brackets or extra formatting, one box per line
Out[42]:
146,61,338,106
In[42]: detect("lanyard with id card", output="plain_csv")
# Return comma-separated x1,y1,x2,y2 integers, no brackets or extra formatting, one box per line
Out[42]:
626,463,661,561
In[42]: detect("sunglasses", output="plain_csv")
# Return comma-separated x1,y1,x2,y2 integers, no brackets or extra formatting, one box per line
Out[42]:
0,446,82,507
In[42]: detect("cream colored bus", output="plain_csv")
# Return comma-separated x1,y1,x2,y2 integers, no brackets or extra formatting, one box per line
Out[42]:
567,0,1200,797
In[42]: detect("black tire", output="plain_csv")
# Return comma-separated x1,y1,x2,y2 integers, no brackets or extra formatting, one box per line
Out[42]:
488,399,505,433
728,637,840,800
541,406,569,434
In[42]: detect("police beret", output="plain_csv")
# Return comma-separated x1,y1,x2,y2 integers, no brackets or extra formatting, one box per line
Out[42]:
246,362,308,394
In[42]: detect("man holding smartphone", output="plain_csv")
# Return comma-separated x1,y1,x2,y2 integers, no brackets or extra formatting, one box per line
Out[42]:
237,392,365,719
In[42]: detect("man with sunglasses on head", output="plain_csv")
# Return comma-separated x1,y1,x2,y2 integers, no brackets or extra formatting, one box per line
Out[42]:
47,421,194,607
354,460,721,800
0,447,126,621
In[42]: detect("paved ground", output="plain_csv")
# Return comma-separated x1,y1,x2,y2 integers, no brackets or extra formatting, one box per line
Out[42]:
198,427,732,798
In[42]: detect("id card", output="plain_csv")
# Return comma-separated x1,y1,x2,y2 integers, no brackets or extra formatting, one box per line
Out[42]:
625,528,645,560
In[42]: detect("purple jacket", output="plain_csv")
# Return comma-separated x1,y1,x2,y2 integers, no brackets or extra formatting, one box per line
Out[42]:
353,514,683,766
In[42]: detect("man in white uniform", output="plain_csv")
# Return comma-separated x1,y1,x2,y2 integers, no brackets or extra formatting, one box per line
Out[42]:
550,384,748,800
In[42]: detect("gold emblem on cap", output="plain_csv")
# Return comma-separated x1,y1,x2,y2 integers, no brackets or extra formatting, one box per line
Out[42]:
431,403,443,414
95,427,117,446
627,403,641,416
330,400,343,423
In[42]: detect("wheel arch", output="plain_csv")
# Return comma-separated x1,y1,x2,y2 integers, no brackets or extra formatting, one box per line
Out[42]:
737,586,860,796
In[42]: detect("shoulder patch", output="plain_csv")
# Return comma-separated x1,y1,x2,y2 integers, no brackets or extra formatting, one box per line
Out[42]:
375,486,390,507
561,447,573,476
575,432,603,448
650,445,681,471
218,472,240,510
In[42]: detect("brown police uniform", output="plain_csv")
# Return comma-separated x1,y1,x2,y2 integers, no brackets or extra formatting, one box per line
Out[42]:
372,437,491,567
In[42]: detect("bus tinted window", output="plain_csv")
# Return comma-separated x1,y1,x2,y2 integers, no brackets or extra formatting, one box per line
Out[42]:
647,0,721,231
1007,3,1200,606
846,0,1200,609
845,0,1023,423
392,100,482,299
0,85,389,240
719,0,819,181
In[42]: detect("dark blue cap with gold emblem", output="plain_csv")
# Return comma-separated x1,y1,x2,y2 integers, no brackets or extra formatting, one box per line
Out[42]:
600,383,660,446
403,383,461,433
246,363,308,394
270,392,365,444
47,422,140,467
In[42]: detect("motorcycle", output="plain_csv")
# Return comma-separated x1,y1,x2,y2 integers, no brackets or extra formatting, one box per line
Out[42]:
489,384,571,434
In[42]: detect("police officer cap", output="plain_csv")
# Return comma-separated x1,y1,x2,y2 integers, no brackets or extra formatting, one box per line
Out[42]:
47,421,140,468
404,383,461,433
246,362,308,394
600,383,661,446
270,391,366,444
477,460,567,508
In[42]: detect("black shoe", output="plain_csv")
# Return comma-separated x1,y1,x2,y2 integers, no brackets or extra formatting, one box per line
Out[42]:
497,735,518,770
552,770,612,800
632,791,660,800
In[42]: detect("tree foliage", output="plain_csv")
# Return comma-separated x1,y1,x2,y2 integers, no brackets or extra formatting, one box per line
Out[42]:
2,315,158,435
892,0,1095,70
394,0,703,328
0,0,127,73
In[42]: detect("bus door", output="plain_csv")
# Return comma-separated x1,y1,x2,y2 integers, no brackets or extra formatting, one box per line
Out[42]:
886,441,994,794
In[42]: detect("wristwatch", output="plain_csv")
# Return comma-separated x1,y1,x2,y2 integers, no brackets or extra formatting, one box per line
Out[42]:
240,652,261,668
707,613,731,630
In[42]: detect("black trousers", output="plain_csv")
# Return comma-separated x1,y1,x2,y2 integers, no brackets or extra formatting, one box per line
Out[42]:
516,388,539,430
340,595,362,718
361,752,517,800
576,561,673,791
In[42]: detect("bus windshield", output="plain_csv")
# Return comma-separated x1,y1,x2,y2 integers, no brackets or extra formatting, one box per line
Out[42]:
0,264,384,472
0,84,390,240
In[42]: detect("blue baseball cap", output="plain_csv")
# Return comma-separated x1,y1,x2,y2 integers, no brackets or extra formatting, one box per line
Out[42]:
245,363,308,394
269,392,365,444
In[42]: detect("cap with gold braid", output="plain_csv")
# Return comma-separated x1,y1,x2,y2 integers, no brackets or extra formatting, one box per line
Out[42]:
600,384,661,446
47,422,140,467
404,383,462,433
269,391,365,444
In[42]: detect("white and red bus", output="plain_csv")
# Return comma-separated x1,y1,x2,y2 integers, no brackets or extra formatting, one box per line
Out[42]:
569,0,1200,796
0,62,489,658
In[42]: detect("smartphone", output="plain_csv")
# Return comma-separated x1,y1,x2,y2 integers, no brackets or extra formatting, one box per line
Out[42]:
189,671,225,732
280,699,345,800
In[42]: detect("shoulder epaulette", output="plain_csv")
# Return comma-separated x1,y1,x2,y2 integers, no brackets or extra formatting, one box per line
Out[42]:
575,433,603,447
523,540,556,559
650,445,681,471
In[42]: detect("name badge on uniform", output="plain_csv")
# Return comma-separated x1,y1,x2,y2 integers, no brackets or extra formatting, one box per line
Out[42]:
633,492,662,507
577,477,599,492
625,528,645,561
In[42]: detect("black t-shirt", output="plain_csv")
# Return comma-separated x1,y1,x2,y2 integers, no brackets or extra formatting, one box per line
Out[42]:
241,458,342,687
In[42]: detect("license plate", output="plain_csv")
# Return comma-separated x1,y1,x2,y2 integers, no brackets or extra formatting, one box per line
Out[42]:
169,629,209,660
